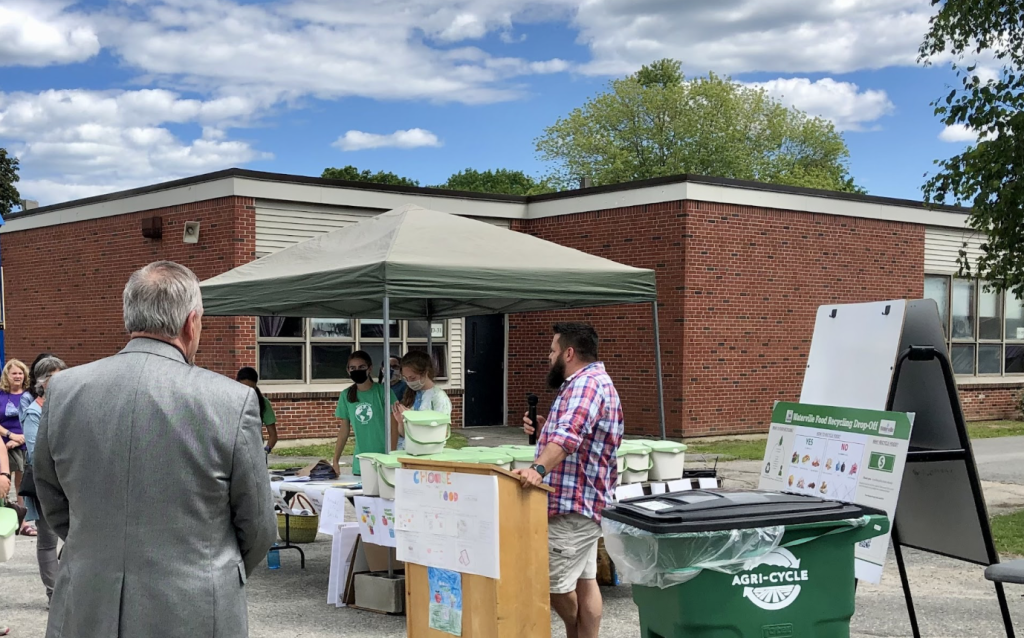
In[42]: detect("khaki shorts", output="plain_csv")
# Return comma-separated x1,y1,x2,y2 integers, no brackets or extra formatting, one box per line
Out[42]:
548,513,602,595
6,447,25,473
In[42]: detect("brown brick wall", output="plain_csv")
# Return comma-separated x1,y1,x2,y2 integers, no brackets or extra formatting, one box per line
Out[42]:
508,199,926,438
960,385,1023,421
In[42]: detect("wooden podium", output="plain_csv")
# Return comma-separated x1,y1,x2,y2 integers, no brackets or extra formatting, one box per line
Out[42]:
400,457,553,638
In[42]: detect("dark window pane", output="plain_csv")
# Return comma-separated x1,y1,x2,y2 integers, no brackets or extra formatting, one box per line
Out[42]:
408,321,446,340
407,344,448,378
952,344,976,375
311,319,352,338
360,319,399,339
924,276,950,338
259,344,303,380
979,344,1002,374
1007,295,1024,341
362,345,401,380
312,344,353,380
951,279,975,339
259,317,304,338
979,285,1002,340
1006,346,1024,374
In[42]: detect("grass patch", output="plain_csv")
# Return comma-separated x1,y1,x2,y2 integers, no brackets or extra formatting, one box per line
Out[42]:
269,462,304,470
992,509,1024,557
686,438,768,461
968,421,1024,440
275,432,469,458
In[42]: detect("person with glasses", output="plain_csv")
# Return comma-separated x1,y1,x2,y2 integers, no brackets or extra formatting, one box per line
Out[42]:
332,351,399,477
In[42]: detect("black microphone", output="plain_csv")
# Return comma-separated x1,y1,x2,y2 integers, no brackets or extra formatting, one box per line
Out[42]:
527,393,539,446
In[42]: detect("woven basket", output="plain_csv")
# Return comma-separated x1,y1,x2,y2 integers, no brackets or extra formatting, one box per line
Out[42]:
277,512,319,544
278,492,319,544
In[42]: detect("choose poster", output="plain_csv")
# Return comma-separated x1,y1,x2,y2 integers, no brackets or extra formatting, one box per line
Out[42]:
394,470,500,579
758,402,914,584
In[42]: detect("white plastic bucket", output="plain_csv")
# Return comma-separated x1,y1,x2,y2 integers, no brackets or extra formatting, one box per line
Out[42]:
508,449,535,471
357,454,381,496
376,458,401,500
621,443,653,484
616,453,626,485
648,441,688,481
403,410,451,456
0,508,16,563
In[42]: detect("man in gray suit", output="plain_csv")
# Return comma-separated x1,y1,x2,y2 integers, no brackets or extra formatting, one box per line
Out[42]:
34,260,277,638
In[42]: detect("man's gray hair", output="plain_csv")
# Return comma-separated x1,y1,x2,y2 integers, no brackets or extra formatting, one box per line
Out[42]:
33,356,67,397
123,261,204,339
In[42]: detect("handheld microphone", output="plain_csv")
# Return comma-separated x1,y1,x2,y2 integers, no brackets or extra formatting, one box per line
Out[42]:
527,394,539,446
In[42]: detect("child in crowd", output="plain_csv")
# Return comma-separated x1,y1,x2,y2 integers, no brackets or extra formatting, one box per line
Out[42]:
392,350,452,450
236,367,278,454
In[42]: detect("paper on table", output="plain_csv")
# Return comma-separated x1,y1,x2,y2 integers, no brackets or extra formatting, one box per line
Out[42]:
377,500,398,548
698,478,719,490
355,496,382,544
666,479,692,492
649,482,667,495
328,523,360,607
615,484,645,501
318,488,349,536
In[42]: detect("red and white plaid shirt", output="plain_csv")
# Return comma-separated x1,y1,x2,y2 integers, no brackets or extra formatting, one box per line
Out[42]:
537,362,623,523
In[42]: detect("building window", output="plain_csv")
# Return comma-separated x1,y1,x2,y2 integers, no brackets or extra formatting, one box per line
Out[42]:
924,274,1024,377
257,318,449,383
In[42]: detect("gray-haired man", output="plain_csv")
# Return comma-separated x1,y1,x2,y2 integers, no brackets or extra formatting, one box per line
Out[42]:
33,261,277,638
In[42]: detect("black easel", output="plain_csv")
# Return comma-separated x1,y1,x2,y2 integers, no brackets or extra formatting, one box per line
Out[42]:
885,345,1015,638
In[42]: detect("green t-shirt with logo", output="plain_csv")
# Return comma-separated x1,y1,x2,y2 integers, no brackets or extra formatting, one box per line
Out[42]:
334,383,398,476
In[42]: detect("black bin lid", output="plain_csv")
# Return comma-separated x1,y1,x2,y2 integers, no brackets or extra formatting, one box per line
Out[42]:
602,489,885,534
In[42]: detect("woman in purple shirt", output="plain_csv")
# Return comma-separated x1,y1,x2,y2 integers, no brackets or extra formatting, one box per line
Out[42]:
0,359,30,535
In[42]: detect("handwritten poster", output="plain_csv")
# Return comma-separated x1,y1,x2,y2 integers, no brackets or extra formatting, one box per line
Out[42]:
428,568,463,636
353,496,398,548
394,469,500,579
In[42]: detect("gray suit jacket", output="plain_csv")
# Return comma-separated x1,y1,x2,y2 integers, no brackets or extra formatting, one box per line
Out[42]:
34,338,278,638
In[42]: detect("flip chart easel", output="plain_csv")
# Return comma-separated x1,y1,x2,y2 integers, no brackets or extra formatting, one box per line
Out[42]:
800,299,1014,638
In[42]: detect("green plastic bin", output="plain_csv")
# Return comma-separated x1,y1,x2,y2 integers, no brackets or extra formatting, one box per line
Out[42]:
602,490,890,638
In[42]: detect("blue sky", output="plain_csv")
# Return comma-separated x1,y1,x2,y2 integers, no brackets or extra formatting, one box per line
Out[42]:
0,0,983,205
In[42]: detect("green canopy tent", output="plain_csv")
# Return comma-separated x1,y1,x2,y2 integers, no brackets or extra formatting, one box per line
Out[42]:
200,204,665,445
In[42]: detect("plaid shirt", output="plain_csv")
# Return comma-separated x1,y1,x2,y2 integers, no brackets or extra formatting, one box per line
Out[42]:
537,362,623,523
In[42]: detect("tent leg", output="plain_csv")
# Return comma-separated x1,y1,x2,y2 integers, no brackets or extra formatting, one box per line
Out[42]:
383,297,394,580
652,301,667,440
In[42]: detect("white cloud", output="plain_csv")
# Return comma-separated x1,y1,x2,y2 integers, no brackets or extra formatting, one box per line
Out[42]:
333,128,442,151
0,0,100,66
0,89,270,205
751,78,894,131
939,124,980,143
573,0,936,76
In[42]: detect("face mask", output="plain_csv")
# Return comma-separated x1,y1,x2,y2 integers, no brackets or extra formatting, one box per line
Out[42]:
406,379,426,392
349,369,369,384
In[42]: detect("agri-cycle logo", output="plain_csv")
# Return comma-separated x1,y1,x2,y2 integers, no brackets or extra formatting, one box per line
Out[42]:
731,548,809,611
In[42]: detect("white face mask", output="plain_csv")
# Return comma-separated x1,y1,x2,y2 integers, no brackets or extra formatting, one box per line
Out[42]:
406,379,426,392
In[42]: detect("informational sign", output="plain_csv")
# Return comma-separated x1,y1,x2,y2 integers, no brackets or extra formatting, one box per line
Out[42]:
353,496,397,548
758,402,914,584
428,567,463,636
327,523,360,607
394,469,500,579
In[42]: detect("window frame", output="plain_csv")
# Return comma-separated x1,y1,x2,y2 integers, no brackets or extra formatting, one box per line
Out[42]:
256,318,450,384
925,273,1024,378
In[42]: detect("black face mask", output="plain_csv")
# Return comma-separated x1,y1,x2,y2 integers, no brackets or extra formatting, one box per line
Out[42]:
546,355,567,390
349,369,369,384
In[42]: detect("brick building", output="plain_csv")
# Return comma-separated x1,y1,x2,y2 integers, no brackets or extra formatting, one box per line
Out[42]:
0,169,1017,439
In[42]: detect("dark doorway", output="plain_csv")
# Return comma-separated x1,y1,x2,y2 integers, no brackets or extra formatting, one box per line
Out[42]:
464,314,505,426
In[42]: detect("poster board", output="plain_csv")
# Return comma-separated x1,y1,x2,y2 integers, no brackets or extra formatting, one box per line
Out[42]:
394,469,501,579
353,496,398,548
759,402,914,583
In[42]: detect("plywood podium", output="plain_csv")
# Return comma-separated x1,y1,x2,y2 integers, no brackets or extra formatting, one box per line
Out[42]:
400,457,553,638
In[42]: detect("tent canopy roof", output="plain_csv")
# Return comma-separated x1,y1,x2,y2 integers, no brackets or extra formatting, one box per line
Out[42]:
200,204,657,319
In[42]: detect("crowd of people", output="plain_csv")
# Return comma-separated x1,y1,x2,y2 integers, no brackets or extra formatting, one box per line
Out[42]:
0,260,622,638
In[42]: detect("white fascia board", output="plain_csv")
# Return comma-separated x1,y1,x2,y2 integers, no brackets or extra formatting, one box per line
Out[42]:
526,183,691,219
1,178,240,233
234,178,527,220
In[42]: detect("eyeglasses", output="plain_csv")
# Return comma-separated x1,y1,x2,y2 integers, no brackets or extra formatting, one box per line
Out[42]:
347,365,369,372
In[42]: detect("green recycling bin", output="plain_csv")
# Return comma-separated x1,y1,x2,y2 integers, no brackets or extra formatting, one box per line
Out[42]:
602,490,890,638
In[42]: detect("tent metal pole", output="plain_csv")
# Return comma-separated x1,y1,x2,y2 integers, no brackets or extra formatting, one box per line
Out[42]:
383,296,394,579
425,301,433,366
652,301,667,440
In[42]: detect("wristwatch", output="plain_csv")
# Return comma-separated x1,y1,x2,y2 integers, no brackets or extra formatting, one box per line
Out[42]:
530,463,547,478
0,472,10,480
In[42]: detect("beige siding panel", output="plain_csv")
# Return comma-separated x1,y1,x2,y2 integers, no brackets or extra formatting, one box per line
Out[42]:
925,227,987,274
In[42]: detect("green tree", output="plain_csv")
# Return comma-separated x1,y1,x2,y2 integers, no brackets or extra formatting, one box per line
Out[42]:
535,59,861,193
0,148,21,216
321,165,420,187
920,0,1024,295
437,168,553,196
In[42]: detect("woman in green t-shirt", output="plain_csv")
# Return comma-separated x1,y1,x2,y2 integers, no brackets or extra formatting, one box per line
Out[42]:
333,351,398,476
236,367,278,453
